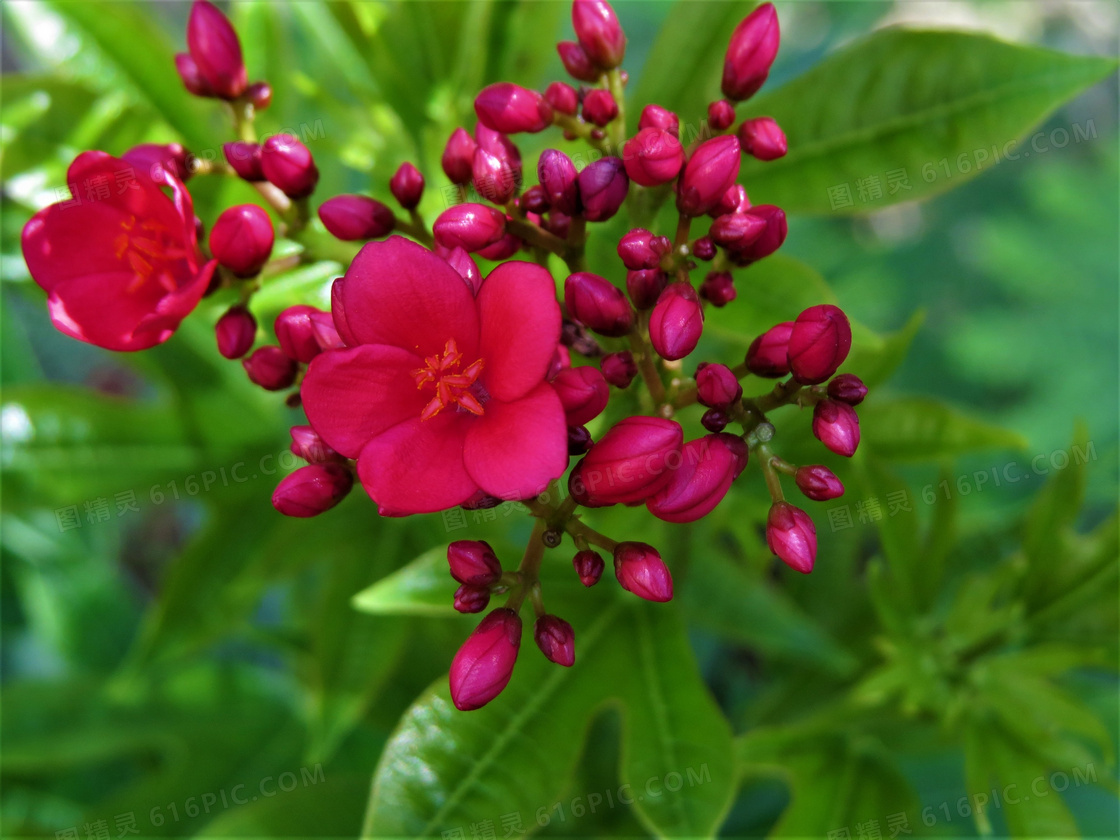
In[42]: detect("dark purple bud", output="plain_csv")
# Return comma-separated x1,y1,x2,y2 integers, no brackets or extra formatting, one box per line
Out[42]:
186,0,247,100
442,246,483,294
274,305,341,363
122,143,192,182
692,236,717,261
722,2,780,102
447,539,503,586
732,205,787,263
788,304,852,385
564,272,633,337
766,501,816,573
613,542,673,602
318,195,396,241
600,351,638,388
442,127,477,185
701,408,729,433
223,141,264,181
572,0,626,69
474,82,554,134
175,52,214,97
389,162,425,210
617,228,671,270
746,321,794,377
626,268,668,310
209,204,273,277
247,81,272,110
271,462,353,517
215,305,256,360
472,146,519,205
454,585,491,614
569,416,683,506
551,365,610,427
520,185,550,214
795,465,845,501
573,549,605,586
646,434,747,523
433,203,507,252
261,134,319,198
568,425,593,455
812,399,860,457
560,320,603,357
577,156,629,222
449,608,522,711
290,424,341,464
827,373,867,406
738,116,788,160
544,81,579,115
639,103,679,137
538,149,581,216
622,127,685,187
649,282,703,361
582,89,619,127
534,615,575,667
708,99,736,131
695,362,742,409
476,232,523,261
699,271,737,307
710,183,751,218
708,211,766,249
677,135,741,216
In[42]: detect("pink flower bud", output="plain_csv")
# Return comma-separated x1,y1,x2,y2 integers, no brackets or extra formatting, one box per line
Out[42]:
215,305,256,360
572,0,626,69
766,501,816,573
551,365,609,427
708,211,766,248
696,362,742,409
788,304,852,385
623,127,684,187
699,271,737,307
209,204,273,278
573,549,605,586
564,272,633,337
746,321,793,377
646,434,747,523
175,52,214,97
223,141,264,181
557,41,601,83
701,408,729,433
243,345,297,390
617,228,671,270
271,462,353,517
534,615,575,667
827,373,867,406
582,89,618,127
538,149,581,216
186,0,247,100
122,143,193,182
442,246,483,294
476,231,523,261
795,465,845,501
519,185,550,215
649,282,703,361
441,128,477,185
475,123,522,164
454,585,491,614
676,135,741,217
710,183,751,218
626,268,668,310
546,210,572,239
389,162,425,210
449,608,522,711
472,145,519,204
318,195,396,241
474,82,553,134
433,203,507,252
547,343,572,380
813,399,860,457
447,540,503,586
613,542,673,602
290,424,341,464
600,351,637,388
544,81,579,115
569,416,683,506
729,205,787,263
707,99,736,131
577,156,629,222
738,116,787,160
692,236,717,261
568,425,593,455
247,81,272,110
639,104,679,137
722,2,780,102
275,305,339,363
261,134,319,198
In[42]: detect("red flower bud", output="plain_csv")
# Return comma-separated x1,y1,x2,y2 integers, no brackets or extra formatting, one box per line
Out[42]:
441,128,477,185
175,52,214,97
289,424,341,464
729,204,787,263
476,232,523,261
788,304,852,384
122,143,193,182
572,0,626,69
649,282,703,361
701,408,730,433
766,501,816,573
639,104,679,137
538,149,581,216
247,81,272,110
746,321,793,377
617,228,671,270
472,146,519,204
449,608,522,711
547,343,572,381
573,549,605,586
795,465,845,501
271,462,353,517
676,135,741,217
209,204,273,278
738,116,788,161
318,195,396,242
812,399,860,457
261,134,319,198
710,183,751,218
613,542,673,602
442,246,483,295
557,41,600,83
692,236,717,261
582,89,619,127
646,434,747,523
568,425,593,455
626,268,668,310
827,373,867,406
520,185,550,215
722,2,780,102
569,416,683,506
695,362,742,409
215,305,257,360
534,615,575,667
546,210,572,240
389,162,425,210
223,141,264,181
454,585,491,614
243,345,297,390
699,271,737,307
623,127,684,187
600,351,638,388
708,211,766,249
577,156,629,222
474,82,553,134
275,305,341,363
551,365,610,427
564,272,633,337
707,99,736,131
433,203,507,252
447,540,503,586
544,81,579,115
186,0,247,100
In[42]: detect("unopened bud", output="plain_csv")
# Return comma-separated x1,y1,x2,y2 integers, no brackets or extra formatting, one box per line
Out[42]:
707,99,736,131
577,156,629,222
617,228,671,270
564,272,633,337
261,134,319,198
646,434,747,523
433,203,507,252
626,268,668,310
454,585,491,614
389,162,425,210
209,204,273,277
275,305,341,363
729,204,786,263
552,365,610,427
474,82,553,134
788,304,852,385
557,40,600,83
572,0,626,69
699,271,737,307
701,408,729,433
318,194,396,241
186,0,247,100
544,81,579,115
271,462,353,517
649,282,703,361
676,135,741,217
215,305,256,360
449,608,522,711
582,89,619,127
538,150,581,216
243,345,297,390
639,103,679,136
766,501,816,573
795,465,845,501
441,128,477,185
122,143,192,182
600,351,638,388
746,321,793,377
534,615,575,667
573,549,605,586
827,373,867,406
568,425,593,455
569,416,683,506
613,541,673,602
695,362,742,409
623,127,684,187
812,399,860,457
722,2,780,102
247,81,272,110
223,141,264,181
447,539,503,586
738,116,787,160
290,424,341,464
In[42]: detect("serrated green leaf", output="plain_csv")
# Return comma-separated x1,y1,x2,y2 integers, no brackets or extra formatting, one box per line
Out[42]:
860,397,1028,461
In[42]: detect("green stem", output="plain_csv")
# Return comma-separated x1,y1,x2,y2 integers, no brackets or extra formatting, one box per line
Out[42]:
606,68,627,149
756,443,785,502
565,518,618,553
553,114,611,154
628,328,668,408
505,519,549,613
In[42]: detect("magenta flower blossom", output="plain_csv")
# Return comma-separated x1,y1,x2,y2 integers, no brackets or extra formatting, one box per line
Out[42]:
21,151,215,352
301,236,567,515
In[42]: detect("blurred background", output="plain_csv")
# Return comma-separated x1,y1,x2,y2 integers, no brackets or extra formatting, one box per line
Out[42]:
1,1,1117,837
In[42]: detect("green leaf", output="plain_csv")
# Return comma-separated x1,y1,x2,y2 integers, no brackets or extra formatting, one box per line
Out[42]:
740,29,1119,214
860,397,1028,461
351,546,458,618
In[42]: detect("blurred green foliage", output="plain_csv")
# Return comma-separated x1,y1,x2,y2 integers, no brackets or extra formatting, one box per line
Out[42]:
1,1,1117,838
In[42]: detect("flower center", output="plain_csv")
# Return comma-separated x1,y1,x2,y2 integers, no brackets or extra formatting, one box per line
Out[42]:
411,338,486,420
113,215,186,294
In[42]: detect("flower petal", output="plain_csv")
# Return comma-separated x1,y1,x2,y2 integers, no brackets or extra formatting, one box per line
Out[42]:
22,204,132,291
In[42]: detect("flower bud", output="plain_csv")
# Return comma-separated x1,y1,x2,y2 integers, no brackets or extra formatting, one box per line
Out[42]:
676,135,741,217
710,183,751,218
573,549,605,586
215,305,256,360
722,2,780,102
617,228,671,270
476,232,523,261
708,211,766,249
812,399,860,457
613,542,673,602
474,82,553,134
622,127,684,187
275,305,340,363
795,465,845,501
449,608,522,711
186,0,247,100
433,203,507,252
318,195,396,241
568,425,593,455
649,282,703,361
577,156,629,222
699,271,737,307
827,373,867,406
472,146,519,204
538,149,581,216
692,236,717,261
261,134,319,198
519,185,550,214
271,462,353,517
389,162,425,210
569,416,683,506
209,204,273,277
707,99,736,131
746,321,793,377
626,268,668,310
738,116,787,161
547,344,572,381
447,539,503,586
788,304,852,384
729,205,787,263
701,408,729,433
243,345,297,390
546,211,572,240
175,52,214,97
475,123,522,163
572,0,626,69
766,501,816,573
600,351,638,388
454,585,491,614
582,89,618,127
122,143,193,182
441,127,477,185
695,362,742,409
561,320,603,357
442,246,483,294
557,41,600,83
646,434,747,523
290,424,341,464
564,272,633,337
534,615,575,667
223,141,264,181
639,104,679,137
552,365,610,427
247,81,272,110
544,81,579,115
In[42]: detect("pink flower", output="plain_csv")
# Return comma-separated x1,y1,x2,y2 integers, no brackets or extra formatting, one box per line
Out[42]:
449,608,523,710
21,151,215,351
301,236,568,515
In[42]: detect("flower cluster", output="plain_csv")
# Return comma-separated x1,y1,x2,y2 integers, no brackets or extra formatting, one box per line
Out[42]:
20,0,868,711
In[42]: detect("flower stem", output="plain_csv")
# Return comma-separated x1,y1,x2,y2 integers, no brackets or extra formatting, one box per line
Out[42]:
628,327,668,408
505,518,549,613
606,68,627,150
